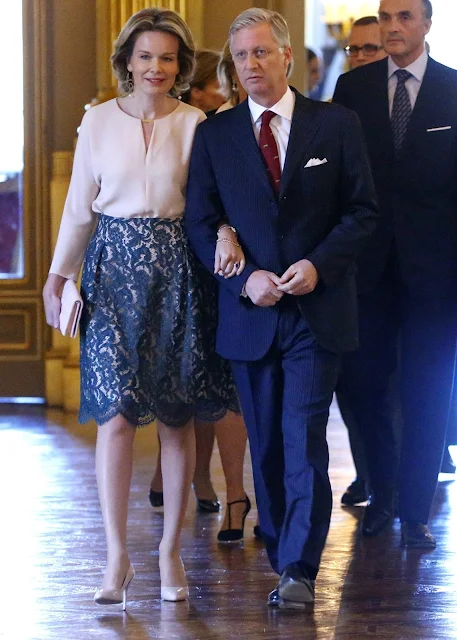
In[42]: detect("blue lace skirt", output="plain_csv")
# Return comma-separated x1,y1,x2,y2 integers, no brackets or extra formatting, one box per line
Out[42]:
79,214,239,427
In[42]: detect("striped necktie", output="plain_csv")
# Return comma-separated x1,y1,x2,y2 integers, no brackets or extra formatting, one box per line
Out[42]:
391,69,412,155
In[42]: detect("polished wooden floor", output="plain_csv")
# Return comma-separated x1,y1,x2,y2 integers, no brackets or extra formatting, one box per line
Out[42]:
1,402,456,640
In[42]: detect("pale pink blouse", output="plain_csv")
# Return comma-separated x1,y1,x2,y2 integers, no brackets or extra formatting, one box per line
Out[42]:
50,98,206,279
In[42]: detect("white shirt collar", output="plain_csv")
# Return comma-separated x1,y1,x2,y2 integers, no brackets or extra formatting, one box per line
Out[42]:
248,86,295,125
388,47,428,82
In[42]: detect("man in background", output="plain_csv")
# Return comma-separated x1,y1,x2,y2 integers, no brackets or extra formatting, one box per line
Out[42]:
345,16,387,68
337,16,387,508
333,0,457,548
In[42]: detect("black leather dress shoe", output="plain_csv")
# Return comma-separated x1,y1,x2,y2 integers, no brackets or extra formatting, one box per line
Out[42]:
267,587,310,609
401,522,437,548
341,478,368,506
361,503,392,536
267,587,281,607
278,563,315,604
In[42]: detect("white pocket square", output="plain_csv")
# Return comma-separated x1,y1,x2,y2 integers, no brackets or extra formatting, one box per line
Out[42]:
426,126,452,132
304,157,328,168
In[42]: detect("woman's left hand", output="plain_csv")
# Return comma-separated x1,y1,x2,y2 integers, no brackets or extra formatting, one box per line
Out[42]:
214,230,245,278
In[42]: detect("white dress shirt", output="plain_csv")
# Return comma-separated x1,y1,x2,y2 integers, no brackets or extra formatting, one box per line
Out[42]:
248,86,295,170
388,47,429,114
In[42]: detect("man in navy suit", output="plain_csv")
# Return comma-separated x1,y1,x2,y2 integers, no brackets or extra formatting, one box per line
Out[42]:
333,0,457,547
185,8,378,607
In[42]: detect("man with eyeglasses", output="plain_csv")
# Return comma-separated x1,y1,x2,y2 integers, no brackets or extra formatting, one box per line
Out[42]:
186,7,378,609
337,16,387,509
345,16,387,68
333,0,457,549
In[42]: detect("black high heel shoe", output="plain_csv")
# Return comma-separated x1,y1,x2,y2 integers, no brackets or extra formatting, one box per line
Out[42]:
253,524,262,540
193,484,220,512
148,488,164,508
196,497,221,513
217,495,251,543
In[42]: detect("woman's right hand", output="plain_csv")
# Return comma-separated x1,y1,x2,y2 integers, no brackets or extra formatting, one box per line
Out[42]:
214,227,246,278
43,273,67,329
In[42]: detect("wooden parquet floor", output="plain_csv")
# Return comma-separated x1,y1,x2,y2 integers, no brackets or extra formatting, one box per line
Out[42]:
0,403,456,640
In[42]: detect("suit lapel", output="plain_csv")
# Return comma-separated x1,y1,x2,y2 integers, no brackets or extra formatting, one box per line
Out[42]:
404,57,442,143
356,58,394,156
370,60,392,145
280,91,322,197
228,101,274,198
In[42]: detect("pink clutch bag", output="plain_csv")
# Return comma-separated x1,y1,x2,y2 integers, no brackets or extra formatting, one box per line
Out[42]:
59,280,83,338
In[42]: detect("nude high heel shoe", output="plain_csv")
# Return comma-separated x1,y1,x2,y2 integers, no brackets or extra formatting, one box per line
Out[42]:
94,564,135,610
160,558,189,602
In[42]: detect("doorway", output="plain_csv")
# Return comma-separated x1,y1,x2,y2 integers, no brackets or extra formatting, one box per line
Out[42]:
0,0,49,399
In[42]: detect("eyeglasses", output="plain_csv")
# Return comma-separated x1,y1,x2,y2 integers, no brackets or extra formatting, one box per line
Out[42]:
344,44,383,57
231,47,284,63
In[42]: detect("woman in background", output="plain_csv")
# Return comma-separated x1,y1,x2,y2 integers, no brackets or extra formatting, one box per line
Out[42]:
148,48,227,517
216,40,247,113
306,48,321,94
181,49,226,113
193,41,261,543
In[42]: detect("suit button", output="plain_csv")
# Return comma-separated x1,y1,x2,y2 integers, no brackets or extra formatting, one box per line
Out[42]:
282,196,287,200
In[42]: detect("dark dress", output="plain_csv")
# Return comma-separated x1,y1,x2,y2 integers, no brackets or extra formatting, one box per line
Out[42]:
79,215,239,427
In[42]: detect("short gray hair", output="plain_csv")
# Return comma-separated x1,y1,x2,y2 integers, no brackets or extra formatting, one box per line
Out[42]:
229,8,293,77
422,0,433,20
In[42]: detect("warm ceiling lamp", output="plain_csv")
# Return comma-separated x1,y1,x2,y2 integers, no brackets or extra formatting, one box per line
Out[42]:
323,0,379,24
323,0,380,41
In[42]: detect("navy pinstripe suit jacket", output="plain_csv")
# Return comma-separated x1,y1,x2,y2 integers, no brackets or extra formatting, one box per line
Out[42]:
333,57,457,297
185,89,379,360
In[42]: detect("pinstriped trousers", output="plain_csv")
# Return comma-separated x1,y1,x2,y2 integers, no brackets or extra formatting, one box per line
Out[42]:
231,299,340,578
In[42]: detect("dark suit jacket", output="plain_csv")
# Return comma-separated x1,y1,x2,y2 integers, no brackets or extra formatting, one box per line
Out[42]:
185,89,379,360
333,57,457,297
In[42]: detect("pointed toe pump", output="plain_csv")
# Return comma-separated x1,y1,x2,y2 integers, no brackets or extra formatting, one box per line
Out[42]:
94,564,135,611
160,557,189,602
160,585,190,602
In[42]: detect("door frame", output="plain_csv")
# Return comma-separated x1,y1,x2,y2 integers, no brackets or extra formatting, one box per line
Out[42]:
0,0,49,397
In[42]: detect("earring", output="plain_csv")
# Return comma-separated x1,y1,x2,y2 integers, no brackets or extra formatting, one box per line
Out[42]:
126,71,134,96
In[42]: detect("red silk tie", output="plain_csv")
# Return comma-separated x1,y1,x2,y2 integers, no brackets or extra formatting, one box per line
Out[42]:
259,110,281,193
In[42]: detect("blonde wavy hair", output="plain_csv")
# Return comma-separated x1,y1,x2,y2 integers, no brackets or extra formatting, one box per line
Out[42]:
217,40,238,104
111,7,196,97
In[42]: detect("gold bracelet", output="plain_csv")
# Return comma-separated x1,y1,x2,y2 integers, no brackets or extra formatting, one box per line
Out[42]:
216,238,241,247
217,224,237,236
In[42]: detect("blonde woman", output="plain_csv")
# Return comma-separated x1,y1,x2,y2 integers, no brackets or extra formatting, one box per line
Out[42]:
216,39,248,113
43,8,238,607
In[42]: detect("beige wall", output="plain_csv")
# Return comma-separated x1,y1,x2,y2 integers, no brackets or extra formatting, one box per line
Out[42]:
201,0,305,92
49,1,305,152
51,0,97,151
201,0,253,50
276,0,305,93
